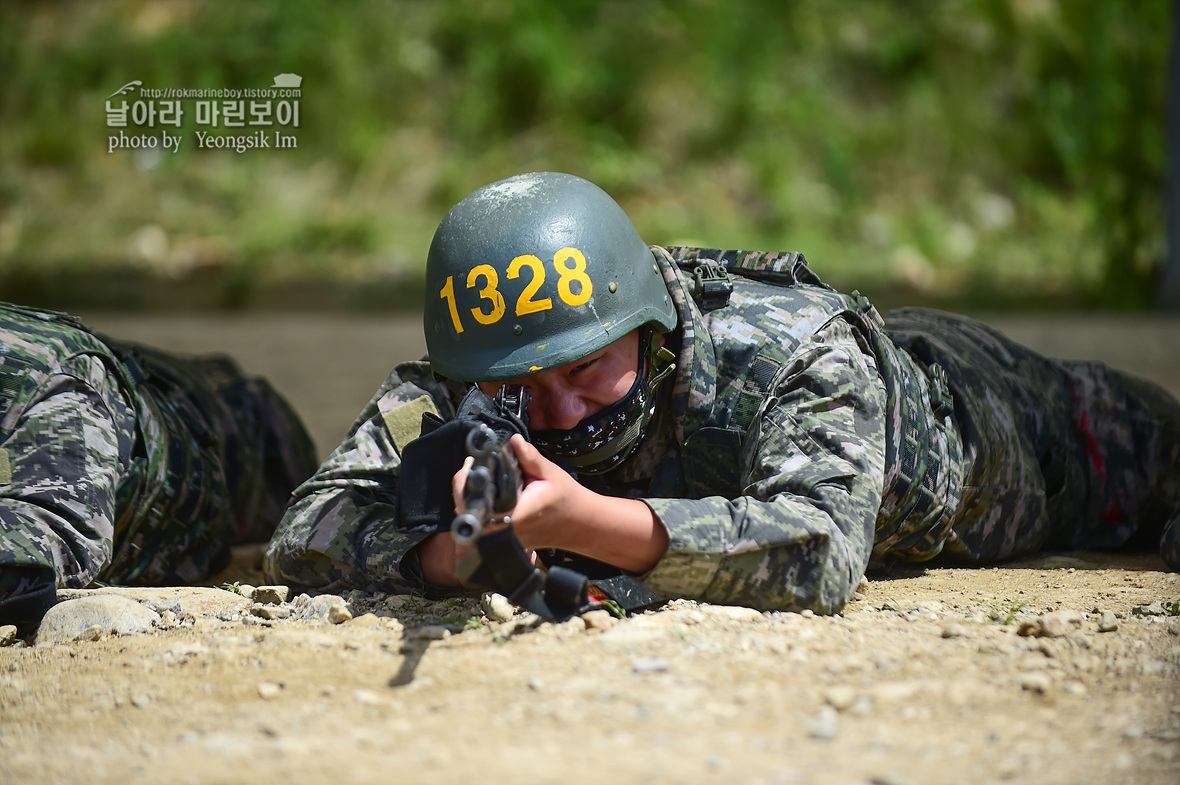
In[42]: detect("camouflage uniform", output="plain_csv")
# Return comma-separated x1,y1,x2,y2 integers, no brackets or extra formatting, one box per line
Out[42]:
265,248,1180,612
0,303,318,627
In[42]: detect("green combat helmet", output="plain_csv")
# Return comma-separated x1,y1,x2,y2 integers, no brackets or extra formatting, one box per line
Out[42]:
424,171,677,382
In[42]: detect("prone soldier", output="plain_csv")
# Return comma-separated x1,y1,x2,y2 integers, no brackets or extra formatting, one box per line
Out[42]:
265,172,1180,613
0,303,318,632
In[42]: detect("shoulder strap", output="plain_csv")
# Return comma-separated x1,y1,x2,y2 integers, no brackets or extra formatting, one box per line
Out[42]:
663,246,833,310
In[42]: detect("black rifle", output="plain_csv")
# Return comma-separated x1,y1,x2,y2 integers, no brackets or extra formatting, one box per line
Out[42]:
451,385,590,620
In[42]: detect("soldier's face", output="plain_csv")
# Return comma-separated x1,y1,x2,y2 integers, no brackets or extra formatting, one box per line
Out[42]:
477,330,640,431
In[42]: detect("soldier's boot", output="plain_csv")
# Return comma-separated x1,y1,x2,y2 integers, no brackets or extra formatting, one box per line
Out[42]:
0,566,56,635
1116,372,1180,571
1162,509,1180,572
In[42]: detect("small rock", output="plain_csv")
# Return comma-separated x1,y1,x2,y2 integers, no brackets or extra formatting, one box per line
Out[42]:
257,682,282,700
1019,672,1052,693
581,610,617,631
554,616,586,637
74,624,104,642
481,593,516,622
1018,609,1082,638
410,625,450,641
252,586,290,605
808,706,839,740
631,657,670,673
800,609,815,619
345,613,382,627
354,689,382,705
130,693,152,708
297,595,352,624
235,584,256,601
158,609,177,627
941,623,968,639
1133,601,1166,617
37,595,160,644
824,686,857,711
252,604,292,621
1097,611,1119,633
0,625,17,646
708,605,764,623
1063,680,1087,697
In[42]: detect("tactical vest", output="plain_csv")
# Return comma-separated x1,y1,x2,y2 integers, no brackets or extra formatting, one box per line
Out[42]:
663,249,964,561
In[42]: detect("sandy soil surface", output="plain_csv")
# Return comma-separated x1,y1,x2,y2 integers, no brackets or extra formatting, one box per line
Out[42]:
2,311,1178,785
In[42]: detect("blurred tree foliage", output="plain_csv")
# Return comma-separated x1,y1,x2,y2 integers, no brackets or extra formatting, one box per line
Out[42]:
0,0,1170,309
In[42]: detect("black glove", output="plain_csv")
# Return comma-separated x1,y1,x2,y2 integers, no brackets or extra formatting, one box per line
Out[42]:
396,386,529,532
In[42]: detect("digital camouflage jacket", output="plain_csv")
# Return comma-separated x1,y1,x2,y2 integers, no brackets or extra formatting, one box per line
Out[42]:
265,247,964,612
0,302,316,595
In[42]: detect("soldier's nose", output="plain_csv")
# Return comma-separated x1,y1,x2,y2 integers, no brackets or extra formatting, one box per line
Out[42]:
538,394,589,431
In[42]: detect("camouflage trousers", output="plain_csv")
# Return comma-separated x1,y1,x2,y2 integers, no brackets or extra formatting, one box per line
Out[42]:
886,308,1180,570
0,344,316,620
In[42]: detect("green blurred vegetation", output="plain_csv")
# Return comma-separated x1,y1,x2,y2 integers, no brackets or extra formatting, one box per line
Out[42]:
0,0,1171,310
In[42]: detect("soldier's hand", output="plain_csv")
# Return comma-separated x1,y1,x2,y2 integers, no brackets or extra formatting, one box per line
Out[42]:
418,531,472,588
509,434,669,572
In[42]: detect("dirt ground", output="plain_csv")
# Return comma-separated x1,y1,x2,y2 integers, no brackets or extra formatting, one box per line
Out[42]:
2,311,1179,785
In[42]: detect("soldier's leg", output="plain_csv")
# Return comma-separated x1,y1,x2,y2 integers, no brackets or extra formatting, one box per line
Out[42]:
886,309,1081,562
109,345,316,543
1162,512,1180,570
199,364,318,542
1059,362,1180,566
1,366,132,627
0,567,56,632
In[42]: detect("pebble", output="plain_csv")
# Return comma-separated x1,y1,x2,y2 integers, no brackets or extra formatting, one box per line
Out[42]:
37,595,160,644
1018,609,1082,638
707,605,764,623
354,689,382,705
252,586,290,605
1097,611,1119,633
1019,672,1052,693
808,706,839,740
410,625,451,641
0,625,17,646
481,592,517,622
631,657,670,673
824,685,857,711
74,624,104,642
257,681,282,700
345,613,382,627
581,610,617,632
941,623,968,639
130,693,152,708
296,595,353,624
252,604,292,621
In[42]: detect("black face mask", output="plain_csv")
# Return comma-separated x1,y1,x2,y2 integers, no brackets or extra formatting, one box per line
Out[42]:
530,330,675,476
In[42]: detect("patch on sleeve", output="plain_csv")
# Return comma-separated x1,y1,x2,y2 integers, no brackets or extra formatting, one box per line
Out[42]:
0,447,10,485
380,395,439,454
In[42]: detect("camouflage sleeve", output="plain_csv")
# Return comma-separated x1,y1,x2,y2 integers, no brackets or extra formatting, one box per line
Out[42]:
641,317,887,613
0,355,133,588
263,360,467,594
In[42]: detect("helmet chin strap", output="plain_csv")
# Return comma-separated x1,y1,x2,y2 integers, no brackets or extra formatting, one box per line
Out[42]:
530,327,676,475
